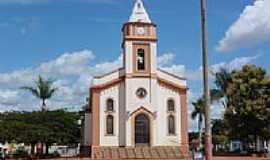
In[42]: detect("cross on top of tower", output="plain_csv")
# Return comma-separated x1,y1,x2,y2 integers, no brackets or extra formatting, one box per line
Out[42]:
129,0,151,23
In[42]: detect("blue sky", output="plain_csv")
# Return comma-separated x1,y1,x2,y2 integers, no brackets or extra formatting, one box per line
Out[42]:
0,0,269,130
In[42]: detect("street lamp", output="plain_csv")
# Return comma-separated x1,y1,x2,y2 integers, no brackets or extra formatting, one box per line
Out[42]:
200,0,213,160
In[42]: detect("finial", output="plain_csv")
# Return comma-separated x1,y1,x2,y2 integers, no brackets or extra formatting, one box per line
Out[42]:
129,0,151,23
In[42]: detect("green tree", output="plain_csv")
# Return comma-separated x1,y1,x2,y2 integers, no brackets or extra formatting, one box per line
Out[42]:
21,75,57,111
0,110,80,155
191,91,222,149
211,68,232,108
218,65,270,150
212,119,229,152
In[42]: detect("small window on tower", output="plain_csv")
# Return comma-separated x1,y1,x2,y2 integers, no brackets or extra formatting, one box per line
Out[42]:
137,48,145,71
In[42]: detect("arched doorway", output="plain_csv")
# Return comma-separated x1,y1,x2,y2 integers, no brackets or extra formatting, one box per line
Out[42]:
135,113,150,145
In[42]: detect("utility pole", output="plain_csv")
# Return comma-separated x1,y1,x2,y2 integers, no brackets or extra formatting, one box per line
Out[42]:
200,0,212,160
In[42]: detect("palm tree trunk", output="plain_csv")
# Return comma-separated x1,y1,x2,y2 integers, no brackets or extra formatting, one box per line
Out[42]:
198,116,203,150
42,99,46,111
31,143,35,155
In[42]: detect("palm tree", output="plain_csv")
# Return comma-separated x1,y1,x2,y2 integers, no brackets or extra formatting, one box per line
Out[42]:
191,67,231,151
211,68,232,108
191,98,206,149
21,75,58,111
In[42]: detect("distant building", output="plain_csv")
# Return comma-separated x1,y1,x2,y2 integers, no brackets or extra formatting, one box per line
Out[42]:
82,0,189,159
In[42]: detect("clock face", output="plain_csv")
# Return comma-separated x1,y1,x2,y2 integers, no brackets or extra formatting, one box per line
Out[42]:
136,27,146,35
136,88,147,99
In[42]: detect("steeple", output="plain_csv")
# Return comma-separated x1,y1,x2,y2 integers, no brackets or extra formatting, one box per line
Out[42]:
129,0,151,23
122,0,157,75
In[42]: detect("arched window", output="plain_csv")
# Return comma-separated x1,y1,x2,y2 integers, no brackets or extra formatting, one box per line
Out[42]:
106,115,114,135
167,99,175,112
168,115,175,135
137,48,145,70
106,99,114,112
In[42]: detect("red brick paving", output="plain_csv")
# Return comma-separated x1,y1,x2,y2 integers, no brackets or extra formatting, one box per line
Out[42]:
91,146,187,159
42,157,270,160
41,156,270,160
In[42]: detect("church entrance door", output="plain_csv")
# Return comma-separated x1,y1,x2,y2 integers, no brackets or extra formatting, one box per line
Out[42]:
135,114,150,145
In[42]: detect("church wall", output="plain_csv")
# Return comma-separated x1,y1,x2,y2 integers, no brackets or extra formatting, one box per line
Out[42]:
99,84,122,146
125,78,156,111
150,42,157,73
124,41,133,74
83,113,92,146
125,78,158,146
124,78,184,147
118,82,126,146
155,84,182,146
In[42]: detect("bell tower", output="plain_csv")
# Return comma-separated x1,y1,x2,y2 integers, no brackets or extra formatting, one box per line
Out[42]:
122,0,157,76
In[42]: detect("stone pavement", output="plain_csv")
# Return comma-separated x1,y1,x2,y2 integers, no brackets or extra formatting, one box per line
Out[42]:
42,156,270,160
91,146,187,159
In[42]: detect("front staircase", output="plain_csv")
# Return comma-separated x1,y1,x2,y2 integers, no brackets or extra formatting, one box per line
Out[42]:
91,146,189,160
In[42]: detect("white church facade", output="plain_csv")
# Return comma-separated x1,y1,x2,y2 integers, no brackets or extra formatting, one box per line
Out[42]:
84,0,189,158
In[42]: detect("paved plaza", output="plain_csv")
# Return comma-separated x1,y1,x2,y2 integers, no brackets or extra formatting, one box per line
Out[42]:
39,156,270,160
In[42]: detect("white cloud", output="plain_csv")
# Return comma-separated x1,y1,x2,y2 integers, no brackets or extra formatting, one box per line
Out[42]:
0,69,34,89
0,90,20,105
90,55,122,76
157,53,186,78
161,65,186,78
157,53,174,67
0,49,123,112
210,55,258,73
38,50,95,76
216,0,270,52
183,55,258,81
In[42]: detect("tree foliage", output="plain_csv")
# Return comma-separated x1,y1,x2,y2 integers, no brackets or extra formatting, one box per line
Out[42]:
223,65,270,141
211,68,232,108
212,119,229,146
192,98,206,133
0,110,80,146
212,65,270,143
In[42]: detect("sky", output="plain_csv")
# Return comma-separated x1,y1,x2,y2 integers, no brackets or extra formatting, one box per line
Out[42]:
0,0,270,131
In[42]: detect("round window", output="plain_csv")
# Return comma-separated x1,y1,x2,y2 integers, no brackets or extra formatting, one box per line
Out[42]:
136,88,147,99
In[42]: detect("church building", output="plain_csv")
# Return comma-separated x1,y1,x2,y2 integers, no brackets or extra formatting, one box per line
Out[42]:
84,0,189,158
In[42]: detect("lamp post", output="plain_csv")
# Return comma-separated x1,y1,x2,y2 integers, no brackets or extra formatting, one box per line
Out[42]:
199,0,212,160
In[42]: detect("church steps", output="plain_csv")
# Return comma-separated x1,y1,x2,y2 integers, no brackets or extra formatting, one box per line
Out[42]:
91,146,188,159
